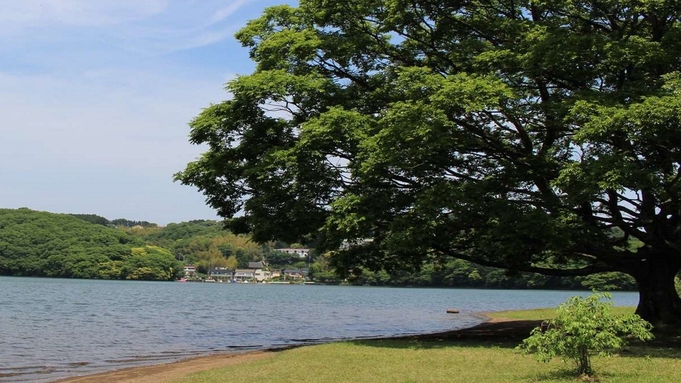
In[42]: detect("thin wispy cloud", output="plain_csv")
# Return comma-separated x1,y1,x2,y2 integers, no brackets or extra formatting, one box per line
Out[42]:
211,0,253,23
0,0,167,31
1,0,256,54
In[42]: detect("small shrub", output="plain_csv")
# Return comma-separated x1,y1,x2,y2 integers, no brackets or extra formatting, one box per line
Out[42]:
518,292,653,376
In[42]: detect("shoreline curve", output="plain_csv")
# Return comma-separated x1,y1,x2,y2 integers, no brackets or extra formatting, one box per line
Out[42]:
51,313,542,383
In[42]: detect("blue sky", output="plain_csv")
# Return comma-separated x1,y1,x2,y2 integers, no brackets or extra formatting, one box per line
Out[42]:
0,0,291,224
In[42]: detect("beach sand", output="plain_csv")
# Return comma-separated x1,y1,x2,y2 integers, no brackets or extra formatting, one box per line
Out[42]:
53,316,542,383
52,351,274,383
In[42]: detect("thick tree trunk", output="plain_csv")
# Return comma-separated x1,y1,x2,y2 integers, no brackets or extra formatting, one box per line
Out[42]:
631,256,681,329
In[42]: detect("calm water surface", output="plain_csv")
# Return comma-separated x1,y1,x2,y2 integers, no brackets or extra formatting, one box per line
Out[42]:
0,277,639,382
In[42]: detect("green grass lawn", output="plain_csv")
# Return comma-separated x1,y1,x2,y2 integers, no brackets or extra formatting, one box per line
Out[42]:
486,305,635,321
172,306,681,383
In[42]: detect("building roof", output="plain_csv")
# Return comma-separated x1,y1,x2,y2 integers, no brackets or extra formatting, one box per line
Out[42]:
210,267,233,274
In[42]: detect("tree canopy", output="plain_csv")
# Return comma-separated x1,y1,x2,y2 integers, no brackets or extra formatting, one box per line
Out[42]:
176,0,681,327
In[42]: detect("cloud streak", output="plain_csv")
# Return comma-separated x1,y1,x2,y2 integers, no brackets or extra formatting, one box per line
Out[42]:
0,0,167,31
0,0,256,54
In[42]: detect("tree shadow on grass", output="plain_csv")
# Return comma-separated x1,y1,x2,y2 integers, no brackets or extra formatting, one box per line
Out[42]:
530,368,624,382
613,329,681,359
617,344,681,359
350,320,543,350
350,320,681,360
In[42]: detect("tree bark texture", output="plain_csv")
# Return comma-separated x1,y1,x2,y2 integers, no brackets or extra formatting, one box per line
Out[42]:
631,255,681,329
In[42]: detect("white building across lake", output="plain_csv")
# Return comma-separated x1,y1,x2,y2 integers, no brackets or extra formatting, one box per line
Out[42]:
275,248,310,258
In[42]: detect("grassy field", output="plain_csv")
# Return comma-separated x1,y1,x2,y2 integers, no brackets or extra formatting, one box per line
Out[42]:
486,305,635,321
171,306,681,383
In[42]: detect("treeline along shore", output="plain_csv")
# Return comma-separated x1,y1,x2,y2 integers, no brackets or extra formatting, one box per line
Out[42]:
0,208,644,290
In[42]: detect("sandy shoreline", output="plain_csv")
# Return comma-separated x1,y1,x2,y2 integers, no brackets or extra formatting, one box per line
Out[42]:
52,314,537,383
51,351,275,383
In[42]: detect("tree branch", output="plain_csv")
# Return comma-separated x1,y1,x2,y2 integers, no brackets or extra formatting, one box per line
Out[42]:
434,246,614,276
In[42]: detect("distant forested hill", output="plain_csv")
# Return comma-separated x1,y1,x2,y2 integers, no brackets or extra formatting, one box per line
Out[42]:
121,220,266,272
0,209,182,280
0,208,644,289
68,213,156,228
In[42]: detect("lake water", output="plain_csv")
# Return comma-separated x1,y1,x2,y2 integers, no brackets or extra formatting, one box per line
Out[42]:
0,277,639,382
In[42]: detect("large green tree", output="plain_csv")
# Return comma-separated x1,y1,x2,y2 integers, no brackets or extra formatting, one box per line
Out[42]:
176,0,681,327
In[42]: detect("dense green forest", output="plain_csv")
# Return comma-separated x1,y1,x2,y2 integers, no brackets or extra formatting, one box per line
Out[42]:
0,208,651,289
68,213,157,228
309,256,639,291
121,221,265,272
0,209,182,281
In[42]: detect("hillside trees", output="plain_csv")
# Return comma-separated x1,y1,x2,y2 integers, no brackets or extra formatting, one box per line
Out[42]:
122,246,184,280
0,209,181,281
176,0,681,327
69,213,157,228
123,220,265,271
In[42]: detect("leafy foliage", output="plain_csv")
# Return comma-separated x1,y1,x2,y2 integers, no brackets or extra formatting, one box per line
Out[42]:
519,292,653,376
176,0,681,326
